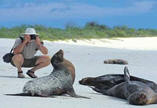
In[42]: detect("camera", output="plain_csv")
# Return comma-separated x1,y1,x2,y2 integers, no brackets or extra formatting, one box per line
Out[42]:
30,34,36,40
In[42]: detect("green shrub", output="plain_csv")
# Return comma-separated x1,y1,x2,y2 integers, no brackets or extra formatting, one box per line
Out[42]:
0,22,157,40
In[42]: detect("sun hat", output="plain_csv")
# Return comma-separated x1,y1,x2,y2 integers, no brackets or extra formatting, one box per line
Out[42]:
23,28,39,35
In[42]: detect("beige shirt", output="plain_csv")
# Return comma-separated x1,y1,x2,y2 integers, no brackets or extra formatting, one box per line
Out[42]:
13,37,39,59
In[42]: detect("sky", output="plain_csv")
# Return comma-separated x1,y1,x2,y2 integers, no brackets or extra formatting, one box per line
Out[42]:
0,0,157,28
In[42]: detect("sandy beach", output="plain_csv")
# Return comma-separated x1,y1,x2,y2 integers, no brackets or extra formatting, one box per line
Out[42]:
53,37,157,50
0,37,157,108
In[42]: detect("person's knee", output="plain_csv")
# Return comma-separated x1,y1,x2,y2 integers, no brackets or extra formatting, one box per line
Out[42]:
44,56,51,65
12,54,24,62
39,56,51,65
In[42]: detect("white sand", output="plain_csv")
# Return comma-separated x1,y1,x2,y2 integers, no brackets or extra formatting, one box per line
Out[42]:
0,37,157,108
53,37,157,50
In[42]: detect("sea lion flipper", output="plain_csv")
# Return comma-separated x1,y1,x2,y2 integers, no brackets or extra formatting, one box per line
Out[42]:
66,86,76,97
74,95,91,99
90,86,107,95
66,87,90,99
124,66,130,82
90,86,102,93
67,91,90,99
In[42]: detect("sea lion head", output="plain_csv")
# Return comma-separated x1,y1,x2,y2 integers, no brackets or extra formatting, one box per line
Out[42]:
128,91,148,105
51,49,64,67
79,77,96,86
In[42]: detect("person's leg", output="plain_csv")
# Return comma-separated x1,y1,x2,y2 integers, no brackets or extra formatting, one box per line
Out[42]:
32,55,50,72
27,56,50,78
11,54,25,78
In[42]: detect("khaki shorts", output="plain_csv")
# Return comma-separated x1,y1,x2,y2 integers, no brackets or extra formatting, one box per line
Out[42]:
11,56,40,68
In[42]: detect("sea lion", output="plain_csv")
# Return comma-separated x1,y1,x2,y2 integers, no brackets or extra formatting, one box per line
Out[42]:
7,49,88,98
79,71,157,93
104,59,128,65
80,67,157,105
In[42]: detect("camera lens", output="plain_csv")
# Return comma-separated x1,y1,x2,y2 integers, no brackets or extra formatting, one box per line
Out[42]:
30,35,36,40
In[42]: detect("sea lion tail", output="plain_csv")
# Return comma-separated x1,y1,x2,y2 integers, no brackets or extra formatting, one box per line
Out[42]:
5,93,31,96
124,66,130,82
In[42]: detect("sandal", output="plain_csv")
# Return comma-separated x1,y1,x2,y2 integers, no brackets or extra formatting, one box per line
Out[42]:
18,71,25,78
26,70,37,78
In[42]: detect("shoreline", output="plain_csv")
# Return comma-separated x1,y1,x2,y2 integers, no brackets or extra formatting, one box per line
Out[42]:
1,37,157,50
52,37,157,50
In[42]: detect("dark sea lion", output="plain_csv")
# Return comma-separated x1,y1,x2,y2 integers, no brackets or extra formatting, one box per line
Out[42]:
105,67,157,105
79,72,157,93
104,59,128,65
6,49,88,98
80,67,157,105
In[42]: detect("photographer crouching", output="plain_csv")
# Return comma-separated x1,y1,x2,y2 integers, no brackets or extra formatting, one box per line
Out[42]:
10,28,50,78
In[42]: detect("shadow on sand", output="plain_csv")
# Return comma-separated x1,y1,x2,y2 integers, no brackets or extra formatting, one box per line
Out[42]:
0,75,30,79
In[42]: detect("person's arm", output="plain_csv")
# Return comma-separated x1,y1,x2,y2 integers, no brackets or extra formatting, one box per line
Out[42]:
35,37,48,54
38,44,48,54
13,41,27,54
13,35,30,54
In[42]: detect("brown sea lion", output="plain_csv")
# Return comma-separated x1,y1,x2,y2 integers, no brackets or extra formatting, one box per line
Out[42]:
6,49,88,98
80,67,157,105
62,58,75,83
104,59,128,65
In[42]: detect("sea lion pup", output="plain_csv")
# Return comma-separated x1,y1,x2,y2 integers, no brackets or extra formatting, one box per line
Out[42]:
7,49,89,99
104,59,128,65
79,72,157,93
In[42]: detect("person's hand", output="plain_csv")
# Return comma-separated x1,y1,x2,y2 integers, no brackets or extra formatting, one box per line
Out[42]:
35,36,41,46
24,34,31,44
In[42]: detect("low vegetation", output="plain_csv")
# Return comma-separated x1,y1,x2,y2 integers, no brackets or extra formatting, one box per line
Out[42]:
0,22,157,40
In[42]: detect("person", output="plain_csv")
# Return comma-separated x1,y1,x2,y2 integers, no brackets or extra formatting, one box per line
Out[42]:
11,28,50,78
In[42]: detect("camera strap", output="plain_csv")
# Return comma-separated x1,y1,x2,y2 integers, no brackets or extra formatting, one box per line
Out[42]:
19,36,24,42
9,48,13,53
9,37,24,54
